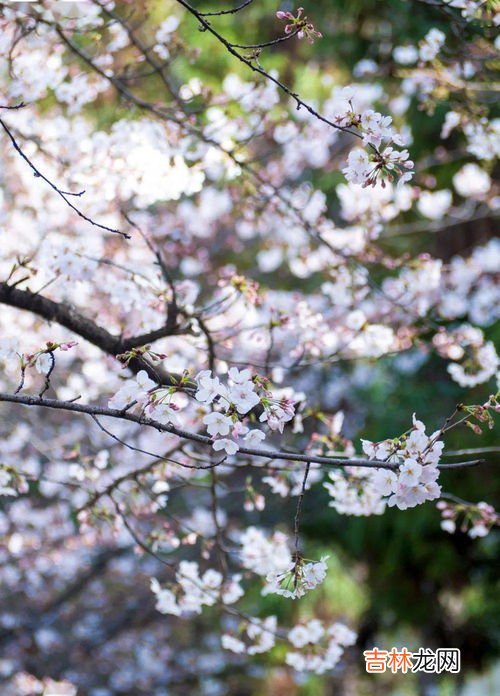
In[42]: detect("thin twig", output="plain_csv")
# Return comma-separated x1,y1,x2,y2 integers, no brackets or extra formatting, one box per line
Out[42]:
198,0,254,17
293,462,311,554
0,117,129,238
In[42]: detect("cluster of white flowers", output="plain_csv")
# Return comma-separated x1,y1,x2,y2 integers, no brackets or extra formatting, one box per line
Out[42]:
0,469,17,497
433,325,499,388
151,562,243,616
463,118,500,160
448,343,498,388
438,500,499,538
262,463,322,498
11,674,77,696
108,369,187,425
108,370,153,410
383,256,442,318
0,337,77,388
286,620,357,674
325,415,443,514
4,39,66,102
195,368,294,455
55,73,108,115
417,189,452,220
323,88,414,187
223,614,357,671
343,145,413,188
153,16,180,60
453,163,491,198
324,468,387,516
438,240,500,327
364,415,443,510
393,44,419,65
336,178,413,228
265,556,329,599
222,72,280,115
239,527,331,601
222,615,277,655
198,368,260,414
358,109,394,148
239,526,291,579
419,28,446,61
445,0,492,21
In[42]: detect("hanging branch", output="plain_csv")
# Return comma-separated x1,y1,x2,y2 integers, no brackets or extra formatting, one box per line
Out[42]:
0,115,130,239
174,0,365,139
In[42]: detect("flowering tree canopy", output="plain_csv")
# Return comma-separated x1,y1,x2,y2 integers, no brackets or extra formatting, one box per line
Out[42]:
0,0,498,694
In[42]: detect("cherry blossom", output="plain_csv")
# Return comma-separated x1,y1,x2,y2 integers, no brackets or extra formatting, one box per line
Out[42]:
276,7,322,43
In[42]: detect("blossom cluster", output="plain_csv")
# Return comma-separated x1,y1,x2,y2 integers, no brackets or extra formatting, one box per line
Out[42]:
262,462,323,498
438,500,499,538
343,146,414,188
433,325,499,388
334,93,414,187
445,0,493,21
325,415,443,514
419,28,446,62
222,616,278,656
108,369,186,427
276,7,322,43
286,620,357,673
438,240,499,328
222,615,357,675
151,561,243,616
239,526,291,578
196,368,295,454
0,337,78,391
265,555,329,599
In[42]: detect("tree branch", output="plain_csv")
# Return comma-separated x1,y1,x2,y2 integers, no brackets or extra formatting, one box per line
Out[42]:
174,0,360,138
0,282,187,384
0,391,484,471
0,116,129,238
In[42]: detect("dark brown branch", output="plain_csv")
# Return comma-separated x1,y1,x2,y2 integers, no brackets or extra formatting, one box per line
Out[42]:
230,31,300,50
198,0,254,16
0,282,121,352
0,282,186,384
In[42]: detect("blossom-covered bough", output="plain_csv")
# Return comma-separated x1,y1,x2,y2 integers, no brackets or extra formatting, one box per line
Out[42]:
0,0,498,692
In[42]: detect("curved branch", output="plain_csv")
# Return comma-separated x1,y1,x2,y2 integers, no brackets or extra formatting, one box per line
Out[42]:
175,0,359,138
198,0,254,17
230,31,299,50
0,391,484,471
0,282,122,353
0,282,187,384
0,116,129,238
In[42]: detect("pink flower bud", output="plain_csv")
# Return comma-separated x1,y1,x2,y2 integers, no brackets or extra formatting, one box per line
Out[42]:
60,341,78,351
